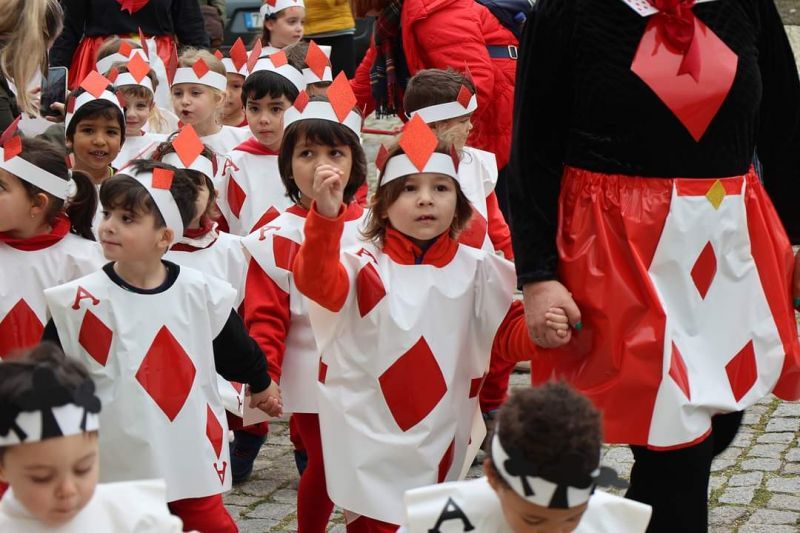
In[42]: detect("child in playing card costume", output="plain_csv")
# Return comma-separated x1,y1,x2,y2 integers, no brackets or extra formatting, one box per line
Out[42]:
292,119,564,531
399,383,652,533
0,343,185,532
258,0,306,58
219,39,250,128
216,50,305,236
240,89,367,531
41,160,283,533
508,0,800,531
285,40,334,97
0,136,104,361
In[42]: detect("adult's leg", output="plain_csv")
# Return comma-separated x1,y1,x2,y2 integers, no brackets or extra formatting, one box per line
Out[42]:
294,412,335,533
169,494,238,533
309,34,356,78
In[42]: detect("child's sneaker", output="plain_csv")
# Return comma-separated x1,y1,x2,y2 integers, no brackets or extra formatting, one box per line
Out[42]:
230,431,267,484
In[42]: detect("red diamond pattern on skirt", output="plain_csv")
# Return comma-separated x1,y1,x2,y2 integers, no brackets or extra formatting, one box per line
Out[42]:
251,206,281,233
273,234,300,271
318,359,328,384
726,340,757,402
0,299,43,358
136,326,196,421
356,262,386,317
668,342,691,400
690,242,717,299
379,337,447,432
227,178,246,219
78,309,113,367
457,207,488,250
469,373,487,399
206,405,224,458
437,438,455,482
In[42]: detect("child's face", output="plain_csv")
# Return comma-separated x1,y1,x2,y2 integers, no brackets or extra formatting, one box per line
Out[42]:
0,168,38,237
385,173,457,248
306,82,330,97
98,205,172,262
245,93,292,151
291,134,353,208
123,93,155,136
265,7,305,48
432,113,473,152
189,180,212,229
68,115,123,175
224,74,245,120
0,433,99,527
171,83,221,127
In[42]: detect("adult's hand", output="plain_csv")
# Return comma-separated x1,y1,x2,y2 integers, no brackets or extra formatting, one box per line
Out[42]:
522,280,582,349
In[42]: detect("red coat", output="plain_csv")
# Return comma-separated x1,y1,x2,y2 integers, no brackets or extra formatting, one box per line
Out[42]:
351,0,518,169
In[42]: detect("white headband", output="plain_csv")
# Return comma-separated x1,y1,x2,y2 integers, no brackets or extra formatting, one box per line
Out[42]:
0,140,70,199
410,93,477,124
161,152,215,180
172,67,227,92
65,90,125,135
222,58,248,77
129,168,184,239
250,58,306,92
491,432,598,509
283,101,361,137
260,0,305,18
379,152,458,186
96,48,149,75
302,44,333,84
114,72,154,93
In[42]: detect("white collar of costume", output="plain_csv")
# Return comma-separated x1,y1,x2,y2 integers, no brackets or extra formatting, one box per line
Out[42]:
283,101,362,137
114,72,154,93
65,90,125,141
0,140,70,199
161,151,215,180
0,366,101,446
409,93,478,124
379,152,459,187
172,67,227,92
260,0,304,18
491,432,599,509
127,167,185,238
249,57,306,92
620,0,717,17
96,48,149,75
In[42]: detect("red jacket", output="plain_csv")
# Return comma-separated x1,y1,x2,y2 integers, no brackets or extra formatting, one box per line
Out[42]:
352,0,518,169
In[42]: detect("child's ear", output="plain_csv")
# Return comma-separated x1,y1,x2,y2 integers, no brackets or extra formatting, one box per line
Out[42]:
158,227,175,253
30,192,51,217
65,137,73,150
484,458,499,490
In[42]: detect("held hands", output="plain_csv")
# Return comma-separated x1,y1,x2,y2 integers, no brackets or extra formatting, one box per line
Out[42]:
312,164,345,218
248,381,283,418
522,280,582,349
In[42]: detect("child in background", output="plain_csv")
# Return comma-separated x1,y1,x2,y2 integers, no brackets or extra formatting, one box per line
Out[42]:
292,119,564,530
110,57,167,169
240,91,367,528
285,40,333,96
43,160,282,532
216,51,305,235
404,68,516,447
0,136,102,359
400,383,652,533
219,38,249,128
171,49,250,156
258,0,306,57
0,343,185,532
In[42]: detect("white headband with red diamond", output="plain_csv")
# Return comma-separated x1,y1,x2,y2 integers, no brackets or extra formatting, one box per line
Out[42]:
217,38,249,77
172,58,227,92
160,125,215,179
128,167,184,238
409,83,477,124
65,71,125,133
249,50,305,92
0,135,70,199
260,0,304,18
283,72,361,136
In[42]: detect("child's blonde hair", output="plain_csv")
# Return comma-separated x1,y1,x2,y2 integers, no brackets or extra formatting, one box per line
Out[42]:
176,49,226,120
0,0,62,115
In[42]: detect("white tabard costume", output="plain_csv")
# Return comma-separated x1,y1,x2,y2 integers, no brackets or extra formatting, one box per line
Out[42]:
400,478,652,533
112,132,167,170
0,480,184,532
457,146,498,254
242,204,368,414
202,126,250,157
217,146,293,236
0,230,103,358
307,242,516,524
44,267,236,501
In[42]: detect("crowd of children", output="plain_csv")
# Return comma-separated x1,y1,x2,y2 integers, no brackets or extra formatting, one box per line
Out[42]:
0,1,655,532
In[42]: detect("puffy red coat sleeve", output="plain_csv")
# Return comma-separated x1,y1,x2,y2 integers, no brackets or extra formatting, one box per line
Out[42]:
243,259,290,383
486,191,514,259
491,300,537,362
351,42,378,118
293,203,350,312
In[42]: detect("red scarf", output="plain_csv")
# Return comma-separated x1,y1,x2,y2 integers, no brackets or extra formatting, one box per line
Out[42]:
0,214,71,251
234,137,278,156
648,0,701,80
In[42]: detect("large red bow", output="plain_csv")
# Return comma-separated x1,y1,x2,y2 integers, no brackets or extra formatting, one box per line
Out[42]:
648,0,701,80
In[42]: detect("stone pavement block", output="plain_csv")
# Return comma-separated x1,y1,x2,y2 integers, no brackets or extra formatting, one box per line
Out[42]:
248,501,295,520
766,477,800,493
709,475,727,491
225,505,249,519
757,432,795,444
783,463,800,474
224,494,262,507
238,478,285,497
711,459,736,472
739,526,799,533
745,509,799,525
238,519,284,532
731,432,754,448
747,443,788,459
728,472,763,487
773,403,800,417
709,505,747,526
719,486,756,505
717,446,743,461
765,418,800,432
272,488,297,504
743,411,764,425
741,458,782,472
785,448,800,462
769,494,800,512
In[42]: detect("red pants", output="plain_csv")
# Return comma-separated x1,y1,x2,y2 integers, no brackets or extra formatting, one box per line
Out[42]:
169,494,238,533
293,412,333,533
479,346,515,413
346,516,399,533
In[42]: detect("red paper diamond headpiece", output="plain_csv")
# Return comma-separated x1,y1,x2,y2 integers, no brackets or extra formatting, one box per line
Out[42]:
270,50,288,68
151,168,174,190
293,90,309,112
214,50,224,60
127,52,150,83
80,71,112,99
247,39,263,73
327,72,357,123
137,27,150,59
171,125,205,167
230,38,248,71
3,135,21,161
0,115,21,147
119,41,134,58
398,114,439,171
106,67,120,84
376,144,390,173
193,59,210,79
305,41,330,79
456,84,473,108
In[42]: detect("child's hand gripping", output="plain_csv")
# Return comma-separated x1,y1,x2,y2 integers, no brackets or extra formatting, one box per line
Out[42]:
312,164,345,218
248,381,283,417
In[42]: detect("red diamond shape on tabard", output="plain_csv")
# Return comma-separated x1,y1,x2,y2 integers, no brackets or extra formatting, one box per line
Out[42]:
273,234,300,271
457,207,487,250
78,309,113,366
251,206,281,233
438,439,455,482
327,72,357,123
399,115,439,172
726,340,757,402
227,177,246,219
668,342,691,400
469,373,487,399
356,262,386,317
631,17,738,142
0,300,44,358
379,337,447,432
206,404,223,458
690,242,716,299
135,326,196,421
318,359,328,384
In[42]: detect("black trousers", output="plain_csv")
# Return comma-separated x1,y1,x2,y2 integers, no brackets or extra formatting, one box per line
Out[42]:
626,410,744,533
304,33,355,78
